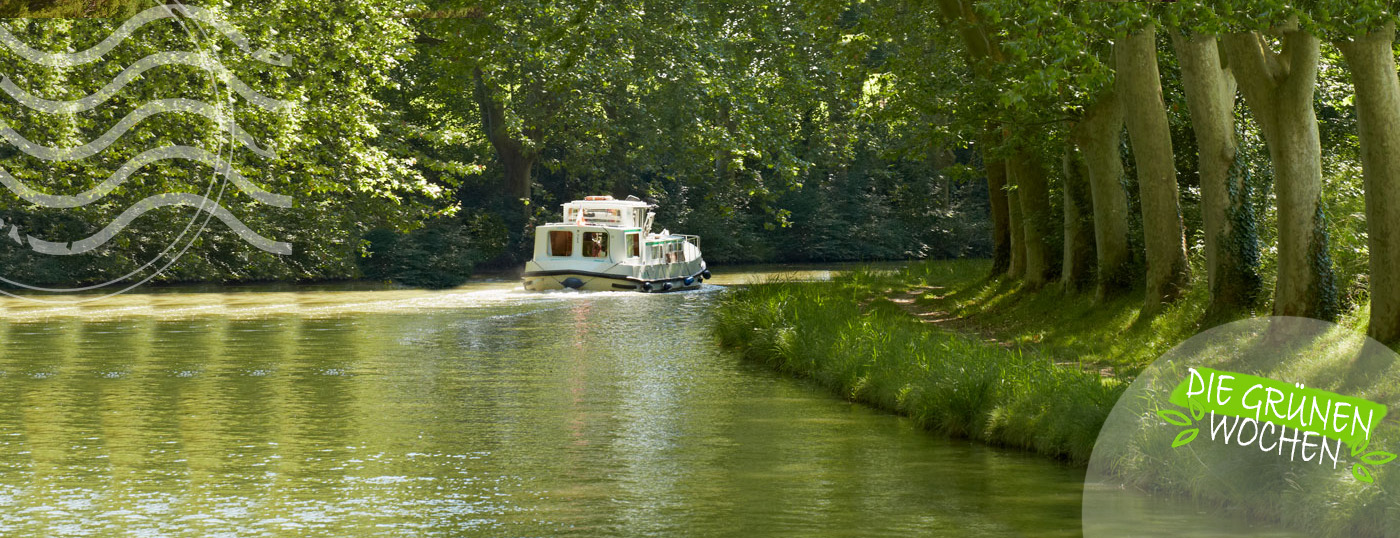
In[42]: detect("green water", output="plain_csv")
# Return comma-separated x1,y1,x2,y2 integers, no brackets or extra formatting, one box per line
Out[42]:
0,275,1088,536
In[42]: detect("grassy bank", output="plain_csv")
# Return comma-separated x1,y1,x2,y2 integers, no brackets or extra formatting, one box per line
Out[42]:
896,259,1240,374
713,262,1124,464
711,257,1354,462
714,259,1398,536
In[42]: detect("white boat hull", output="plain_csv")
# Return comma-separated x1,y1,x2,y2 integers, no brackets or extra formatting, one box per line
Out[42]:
522,259,709,292
521,196,708,293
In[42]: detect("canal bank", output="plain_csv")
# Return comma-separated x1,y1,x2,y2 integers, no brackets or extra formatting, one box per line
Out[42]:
712,263,1123,464
714,259,1400,537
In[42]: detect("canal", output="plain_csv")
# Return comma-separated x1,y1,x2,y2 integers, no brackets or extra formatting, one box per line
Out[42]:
0,272,1087,536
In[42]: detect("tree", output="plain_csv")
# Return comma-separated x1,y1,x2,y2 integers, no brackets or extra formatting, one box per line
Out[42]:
1061,140,1096,291
417,0,623,209
1005,164,1027,277
985,151,1013,274
932,0,1017,277
0,0,439,285
1009,145,1055,288
472,67,538,203
1072,90,1134,298
976,0,1150,295
1116,22,1191,312
1223,20,1338,320
1172,28,1261,313
1330,10,1400,342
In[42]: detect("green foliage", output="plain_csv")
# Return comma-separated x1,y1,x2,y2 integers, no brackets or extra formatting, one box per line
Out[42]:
1,0,1389,299
0,0,449,287
359,213,506,288
1315,43,1371,309
0,0,150,17
979,0,1115,130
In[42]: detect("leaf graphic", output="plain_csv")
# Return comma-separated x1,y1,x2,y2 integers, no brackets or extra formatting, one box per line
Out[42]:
1188,398,1205,421
1158,409,1191,427
1354,464,1375,484
1351,438,1371,457
1172,428,1199,448
1362,451,1396,466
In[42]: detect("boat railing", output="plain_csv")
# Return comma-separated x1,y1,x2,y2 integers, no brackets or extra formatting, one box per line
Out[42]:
680,235,701,251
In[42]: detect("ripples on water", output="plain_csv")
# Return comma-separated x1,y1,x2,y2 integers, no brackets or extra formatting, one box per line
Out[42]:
0,276,1087,537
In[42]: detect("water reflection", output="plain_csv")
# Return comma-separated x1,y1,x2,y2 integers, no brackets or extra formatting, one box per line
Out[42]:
0,279,1094,536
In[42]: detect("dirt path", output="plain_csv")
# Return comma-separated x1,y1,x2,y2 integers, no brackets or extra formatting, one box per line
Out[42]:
886,285,1116,378
885,286,1011,347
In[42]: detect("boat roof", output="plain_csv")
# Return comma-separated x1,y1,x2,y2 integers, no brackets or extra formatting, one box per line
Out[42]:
562,195,652,209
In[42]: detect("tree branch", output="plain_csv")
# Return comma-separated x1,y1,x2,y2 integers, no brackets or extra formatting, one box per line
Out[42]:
1222,31,1277,113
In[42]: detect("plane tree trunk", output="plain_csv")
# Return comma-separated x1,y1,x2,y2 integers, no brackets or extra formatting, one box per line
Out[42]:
1061,141,1096,292
1337,22,1400,342
1009,149,1054,289
1072,90,1135,299
985,155,1013,275
1174,32,1261,314
474,68,537,203
1117,23,1191,313
1224,27,1338,320
935,0,1014,277
1006,164,1026,279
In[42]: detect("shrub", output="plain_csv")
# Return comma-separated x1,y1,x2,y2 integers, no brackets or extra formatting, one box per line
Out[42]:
359,213,506,288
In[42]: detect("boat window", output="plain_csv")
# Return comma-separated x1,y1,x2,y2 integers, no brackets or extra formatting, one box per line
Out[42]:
582,232,608,258
627,233,640,258
549,231,573,256
582,209,622,225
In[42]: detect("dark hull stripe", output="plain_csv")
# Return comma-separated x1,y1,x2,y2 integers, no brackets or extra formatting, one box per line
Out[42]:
521,267,706,284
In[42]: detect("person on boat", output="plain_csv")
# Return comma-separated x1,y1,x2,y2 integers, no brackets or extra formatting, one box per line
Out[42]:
583,233,605,257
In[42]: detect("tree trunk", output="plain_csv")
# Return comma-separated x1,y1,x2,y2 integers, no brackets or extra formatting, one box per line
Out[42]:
500,149,535,202
986,156,1013,275
935,0,999,64
1174,32,1261,313
1073,90,1134,299
933,147,956,210
935,0,1012,276
1337,23,1400,342
1224,28,1338,320
1009,149,1053,289
1117,23,1191,312
1061,141,1096,292
1006,166,1026,279
474,68,536,202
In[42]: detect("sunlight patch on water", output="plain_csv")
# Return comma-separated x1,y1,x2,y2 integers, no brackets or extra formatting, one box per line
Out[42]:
0,262,848,322
0,281,736,322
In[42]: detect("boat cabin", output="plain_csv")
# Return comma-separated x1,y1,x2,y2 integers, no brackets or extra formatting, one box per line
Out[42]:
524,195,707,291
534,196,697,265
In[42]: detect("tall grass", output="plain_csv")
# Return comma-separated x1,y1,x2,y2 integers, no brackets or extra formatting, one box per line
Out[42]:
714,270,1123,464
716,261,1397,536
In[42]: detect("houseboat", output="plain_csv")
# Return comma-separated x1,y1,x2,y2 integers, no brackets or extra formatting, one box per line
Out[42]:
522,196,709,292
